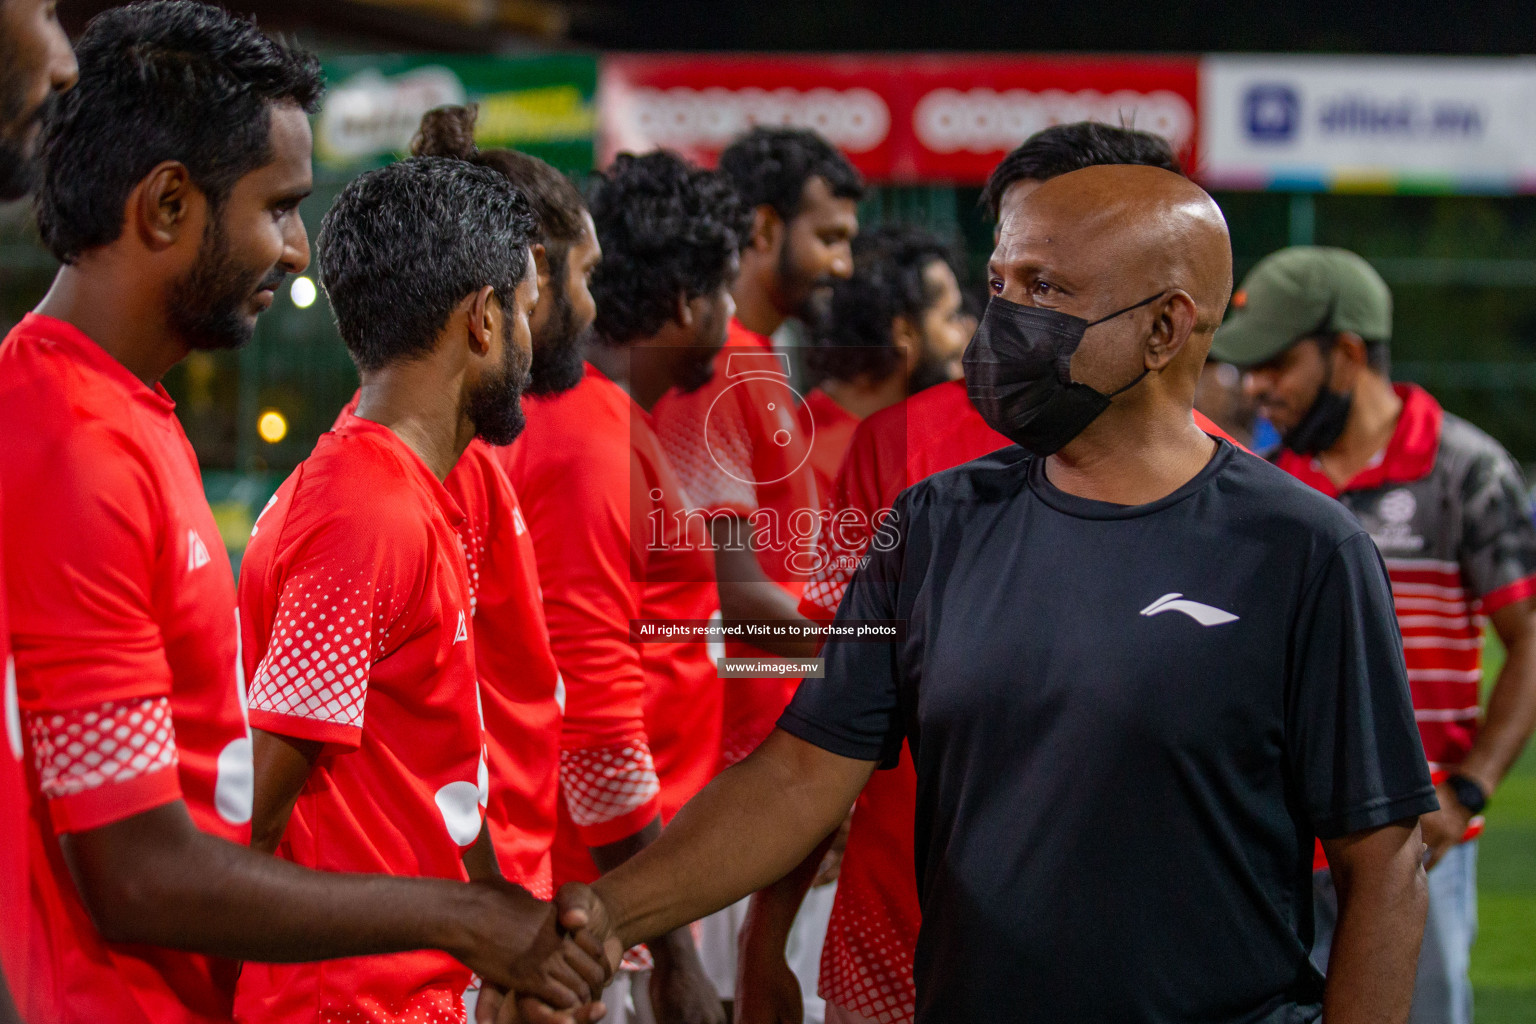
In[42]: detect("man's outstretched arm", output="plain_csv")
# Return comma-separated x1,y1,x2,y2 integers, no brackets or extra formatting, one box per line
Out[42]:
1319,818,1429,1024
62,801,609,1022
568,729,875,958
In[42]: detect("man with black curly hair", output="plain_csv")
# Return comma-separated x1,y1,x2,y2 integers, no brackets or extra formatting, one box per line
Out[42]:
798,225,969,499
502,149,750,1024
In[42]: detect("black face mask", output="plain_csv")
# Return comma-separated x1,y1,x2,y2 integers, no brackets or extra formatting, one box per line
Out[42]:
963,292,1162,457
1281,367,1353,456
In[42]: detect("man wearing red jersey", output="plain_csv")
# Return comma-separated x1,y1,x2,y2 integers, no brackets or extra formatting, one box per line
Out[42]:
650,127,861,1019
409,105,604,910
0,2,74,1020
798,225,970,500
0,8,604,1024
735,123,1224,1024
323,109,603,1018
503,150,748,1024
1216,246,1536,1024
239,157,609,1024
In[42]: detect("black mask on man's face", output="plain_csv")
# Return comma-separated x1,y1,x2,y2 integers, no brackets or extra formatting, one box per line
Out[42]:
963,291,1162,457
1280,351,1353,455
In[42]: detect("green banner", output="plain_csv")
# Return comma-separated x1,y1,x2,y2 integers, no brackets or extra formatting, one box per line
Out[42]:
316,54,596,176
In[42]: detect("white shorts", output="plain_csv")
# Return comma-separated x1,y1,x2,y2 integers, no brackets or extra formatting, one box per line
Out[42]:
696,881,837,1023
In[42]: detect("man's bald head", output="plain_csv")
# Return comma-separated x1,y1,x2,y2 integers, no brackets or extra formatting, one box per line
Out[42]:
1005,164,1231,328
989,164,1232,402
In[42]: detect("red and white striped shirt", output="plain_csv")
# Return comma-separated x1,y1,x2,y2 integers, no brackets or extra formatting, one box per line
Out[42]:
1277,383,1536,855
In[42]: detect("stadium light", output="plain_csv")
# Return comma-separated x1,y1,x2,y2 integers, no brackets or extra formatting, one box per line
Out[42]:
290,276,318,309
257,409,289,444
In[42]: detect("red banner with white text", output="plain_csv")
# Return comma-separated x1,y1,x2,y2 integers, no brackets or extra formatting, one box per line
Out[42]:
599,54,1199,184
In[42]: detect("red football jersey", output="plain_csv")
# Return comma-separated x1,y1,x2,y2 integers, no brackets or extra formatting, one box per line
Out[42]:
0,490,26,1014
500,366,719,888
653,320,820,767
797,388,862,506
0,314,253,1024
1275,384,1524,865
236,411,484,1024
449,441,564,899
802,383,1239,1023
337,391,565,901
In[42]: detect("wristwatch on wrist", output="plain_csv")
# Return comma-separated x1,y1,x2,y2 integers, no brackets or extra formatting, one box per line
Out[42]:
1446,774,1488,816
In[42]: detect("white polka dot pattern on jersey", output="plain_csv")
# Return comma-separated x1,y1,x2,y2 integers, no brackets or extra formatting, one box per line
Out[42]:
27,696,177,799
657,388,758,514
801,512,869,620
820,881,916,1024
249,568,373,728
525,864,553,901
459,521,486,616
316,987,467,1023
718,725,760,770
559,743,661,828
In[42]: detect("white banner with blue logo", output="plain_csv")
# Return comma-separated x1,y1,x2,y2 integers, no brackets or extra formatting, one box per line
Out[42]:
1199,55,1536,193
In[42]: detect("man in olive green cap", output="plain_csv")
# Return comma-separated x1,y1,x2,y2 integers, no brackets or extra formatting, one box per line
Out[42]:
1213,245,1536,1024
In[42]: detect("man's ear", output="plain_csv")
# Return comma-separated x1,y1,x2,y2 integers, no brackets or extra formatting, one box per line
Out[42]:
1329,331,1370,388
749,204,782,255
466,285,499,358
672,291,696,328
891,315,919,372
1145,291,1198,371
531,243,552,292
131,161,199,251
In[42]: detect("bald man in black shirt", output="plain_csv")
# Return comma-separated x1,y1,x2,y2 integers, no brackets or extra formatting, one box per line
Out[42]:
546,166,1434,1024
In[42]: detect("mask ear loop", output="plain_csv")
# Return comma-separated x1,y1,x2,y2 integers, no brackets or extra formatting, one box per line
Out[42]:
1088,290,1167,397
1087,290,1165,328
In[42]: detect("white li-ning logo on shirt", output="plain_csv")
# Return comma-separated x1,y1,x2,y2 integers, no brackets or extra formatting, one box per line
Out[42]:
453,611,468,644
186,529,211,572
1140,593,1239,627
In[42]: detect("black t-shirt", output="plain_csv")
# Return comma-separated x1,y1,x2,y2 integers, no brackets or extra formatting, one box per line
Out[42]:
779,440,1436,1024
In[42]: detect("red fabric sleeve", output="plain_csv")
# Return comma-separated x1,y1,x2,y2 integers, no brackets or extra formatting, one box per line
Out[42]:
1480,573,1536,616
26,696,182,833
8,423,174,713
246,490,419,751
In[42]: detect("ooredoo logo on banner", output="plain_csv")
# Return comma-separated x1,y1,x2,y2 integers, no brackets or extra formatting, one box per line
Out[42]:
1200,55,1536,192
599,54,1199,184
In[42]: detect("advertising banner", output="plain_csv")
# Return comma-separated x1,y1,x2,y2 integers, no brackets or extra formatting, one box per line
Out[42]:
317,54,597,175
1200,55,1536,193
600,54,1199,184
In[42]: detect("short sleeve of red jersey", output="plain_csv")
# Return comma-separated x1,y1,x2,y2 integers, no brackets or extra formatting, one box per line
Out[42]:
7,424,185,829
1457,442,1536,614
514,417,661,846
246,497,418,750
